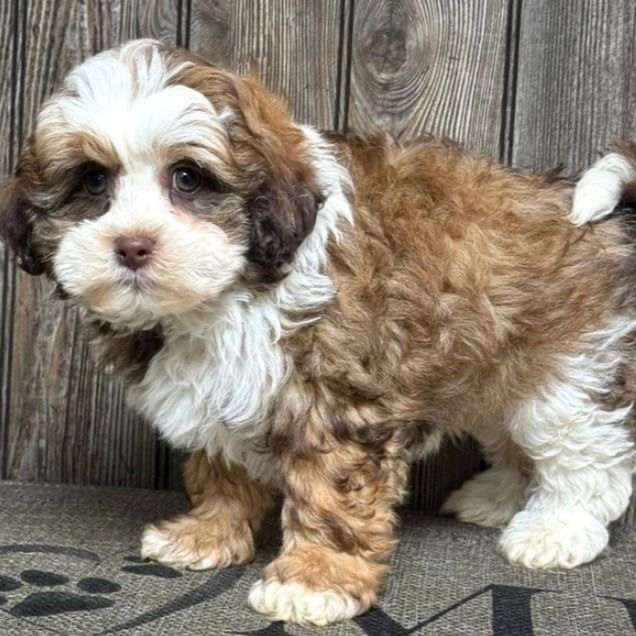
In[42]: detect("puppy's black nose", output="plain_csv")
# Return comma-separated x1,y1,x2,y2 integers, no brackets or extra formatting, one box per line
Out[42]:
114,236,156,271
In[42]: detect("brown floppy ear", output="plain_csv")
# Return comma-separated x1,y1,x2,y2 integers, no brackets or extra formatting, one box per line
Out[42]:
0,177,45,276
246,179,320,278
229,76,323,280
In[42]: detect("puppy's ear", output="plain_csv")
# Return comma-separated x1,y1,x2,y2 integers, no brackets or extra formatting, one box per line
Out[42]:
246,179,321,279
232,77,322,278
0,177,45,276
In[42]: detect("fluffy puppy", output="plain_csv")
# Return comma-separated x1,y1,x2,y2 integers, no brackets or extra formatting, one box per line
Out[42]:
2,39,636,626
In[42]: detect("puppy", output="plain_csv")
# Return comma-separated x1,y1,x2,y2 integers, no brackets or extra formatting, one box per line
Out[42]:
2,39,635,626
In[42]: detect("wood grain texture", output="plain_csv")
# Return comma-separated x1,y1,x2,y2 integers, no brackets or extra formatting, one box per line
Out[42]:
0,0,20,480
189,0,347,129
512,0,636,171
0,0,180,487
349,0,511,156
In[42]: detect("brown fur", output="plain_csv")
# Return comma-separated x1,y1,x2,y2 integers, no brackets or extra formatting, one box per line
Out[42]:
175,135,635,608
259,133,635,606
143,451,273,568
2,43,636,622
89,322,164,383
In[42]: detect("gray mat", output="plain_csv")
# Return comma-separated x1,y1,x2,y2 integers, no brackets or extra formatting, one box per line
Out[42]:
0,482,634,635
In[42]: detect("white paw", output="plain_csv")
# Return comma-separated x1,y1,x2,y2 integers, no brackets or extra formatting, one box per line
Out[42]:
498,508,609,569
248,579,362,626
140,523,234,570
441,467,528,528
570,153,635,226
141,524,201,568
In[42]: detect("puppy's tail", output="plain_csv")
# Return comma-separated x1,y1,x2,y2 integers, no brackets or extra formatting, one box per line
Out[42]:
570,144,636,226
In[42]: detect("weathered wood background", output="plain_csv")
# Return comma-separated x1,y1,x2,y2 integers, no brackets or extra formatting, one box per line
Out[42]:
1,0,635,524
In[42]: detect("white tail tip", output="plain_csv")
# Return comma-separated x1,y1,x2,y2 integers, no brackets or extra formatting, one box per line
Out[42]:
570,153,636,226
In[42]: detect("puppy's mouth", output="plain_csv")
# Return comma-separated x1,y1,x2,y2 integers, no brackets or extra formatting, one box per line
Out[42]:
57,263,158,300
69,265,212,330
116,266,157,291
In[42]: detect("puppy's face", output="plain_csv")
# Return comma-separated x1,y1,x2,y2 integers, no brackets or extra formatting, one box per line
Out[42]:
1,40,320,329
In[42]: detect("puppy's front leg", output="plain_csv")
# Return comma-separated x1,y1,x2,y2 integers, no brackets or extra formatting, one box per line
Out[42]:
249,445,408,626
141,451,273,570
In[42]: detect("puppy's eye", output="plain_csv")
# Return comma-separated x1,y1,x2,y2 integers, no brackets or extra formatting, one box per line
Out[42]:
172,166,202,193
83,169,108,195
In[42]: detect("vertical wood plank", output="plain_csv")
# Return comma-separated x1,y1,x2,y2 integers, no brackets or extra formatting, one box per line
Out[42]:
0,0,20,479
513,0,636,171
348,0,512,512
189,0,346,129
349,0,511,156
512,0,636,525
0,0,180,487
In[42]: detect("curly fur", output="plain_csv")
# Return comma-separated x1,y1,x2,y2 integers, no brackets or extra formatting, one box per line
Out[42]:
2,40,636,626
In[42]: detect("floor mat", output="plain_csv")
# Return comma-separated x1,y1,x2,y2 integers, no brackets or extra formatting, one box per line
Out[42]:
0,482,634,635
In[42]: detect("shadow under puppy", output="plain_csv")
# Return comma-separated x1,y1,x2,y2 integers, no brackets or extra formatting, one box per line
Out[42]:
2,39,636,626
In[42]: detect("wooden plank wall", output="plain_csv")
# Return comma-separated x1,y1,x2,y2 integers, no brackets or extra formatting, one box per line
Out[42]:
0,0,634,522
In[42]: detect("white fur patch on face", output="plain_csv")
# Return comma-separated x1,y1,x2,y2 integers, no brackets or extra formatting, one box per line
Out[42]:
37,40,233,175
53,169,245,330
571,153,636,225
248,579,362,626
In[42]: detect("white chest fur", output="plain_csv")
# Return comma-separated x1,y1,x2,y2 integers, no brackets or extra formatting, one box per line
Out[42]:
128,294,289,484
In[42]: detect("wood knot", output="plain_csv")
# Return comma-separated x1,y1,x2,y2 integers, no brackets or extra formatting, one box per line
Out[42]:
367,27,408,76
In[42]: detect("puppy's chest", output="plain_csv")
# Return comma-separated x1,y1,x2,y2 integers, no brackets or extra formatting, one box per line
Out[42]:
129,329,286,484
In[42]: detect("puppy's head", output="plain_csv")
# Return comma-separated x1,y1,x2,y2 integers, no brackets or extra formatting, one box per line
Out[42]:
1,39,321,329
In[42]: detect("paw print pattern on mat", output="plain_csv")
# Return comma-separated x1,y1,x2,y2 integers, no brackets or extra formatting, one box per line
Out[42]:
21,569,69,586
7,570,120,617
0,546,240,632
0,574,22,591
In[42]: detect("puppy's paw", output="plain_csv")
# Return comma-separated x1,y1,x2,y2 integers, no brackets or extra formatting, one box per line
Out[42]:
248,546,380,625
441,467,528,528
248,579,361,626
498,507,608,569
140,513,254,570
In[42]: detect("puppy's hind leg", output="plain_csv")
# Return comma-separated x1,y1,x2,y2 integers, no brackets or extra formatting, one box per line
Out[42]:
442,436,530,528
141,451,273,570
499,325,635,569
